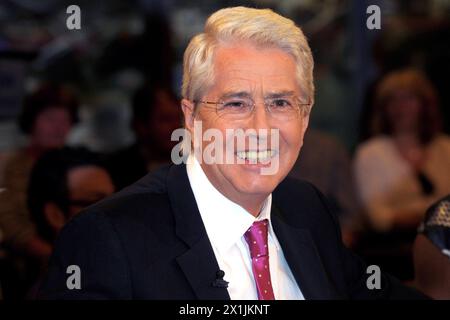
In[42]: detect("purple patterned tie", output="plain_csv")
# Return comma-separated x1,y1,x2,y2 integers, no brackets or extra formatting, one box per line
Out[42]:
244,219,275,300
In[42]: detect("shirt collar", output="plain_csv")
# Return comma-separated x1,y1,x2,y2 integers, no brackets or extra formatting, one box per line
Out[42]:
186,153,273,254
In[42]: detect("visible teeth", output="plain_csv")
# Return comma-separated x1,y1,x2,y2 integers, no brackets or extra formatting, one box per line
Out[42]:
236,150,275,162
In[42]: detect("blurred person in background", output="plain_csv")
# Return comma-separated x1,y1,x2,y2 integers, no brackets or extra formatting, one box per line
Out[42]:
354,69,450,280
355,69,450,232
106,83,181,190
289,128,362,248
411,195,450,299
28,147,114,250
24,147,115,299
0,84,78,298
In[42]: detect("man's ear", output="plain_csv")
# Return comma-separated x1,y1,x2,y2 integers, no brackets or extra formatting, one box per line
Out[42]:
43,202,66,232
181,99,195,133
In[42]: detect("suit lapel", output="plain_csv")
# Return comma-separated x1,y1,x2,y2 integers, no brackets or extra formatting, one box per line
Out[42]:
271,206,342,299
165,163,341,300
167,164,230,300
176,238,230,300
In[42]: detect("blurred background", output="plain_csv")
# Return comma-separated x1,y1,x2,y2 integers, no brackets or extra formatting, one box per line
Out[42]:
0,0,449,300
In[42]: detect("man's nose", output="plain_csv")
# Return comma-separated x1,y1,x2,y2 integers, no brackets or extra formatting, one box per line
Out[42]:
249,101,272,131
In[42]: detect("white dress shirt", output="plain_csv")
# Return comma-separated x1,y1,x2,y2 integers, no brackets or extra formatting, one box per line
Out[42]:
186,154,304,300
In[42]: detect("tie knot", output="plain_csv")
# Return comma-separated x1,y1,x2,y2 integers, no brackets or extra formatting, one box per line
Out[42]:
244,219,269,259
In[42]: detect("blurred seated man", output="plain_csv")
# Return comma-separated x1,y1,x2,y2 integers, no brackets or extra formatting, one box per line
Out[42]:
289,129,362,247
26,147,115,298
411,195,450,299
106,84,181,190
28,147,115,247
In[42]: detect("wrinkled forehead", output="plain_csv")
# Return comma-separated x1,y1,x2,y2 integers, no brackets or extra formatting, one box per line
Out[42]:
208,43,301,97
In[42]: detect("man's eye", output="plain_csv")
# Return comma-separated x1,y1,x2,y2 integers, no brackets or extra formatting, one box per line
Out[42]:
271,99,292,108
223,101,247,109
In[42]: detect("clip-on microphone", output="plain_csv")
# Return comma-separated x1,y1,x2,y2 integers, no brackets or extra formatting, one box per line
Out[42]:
211,270,229,288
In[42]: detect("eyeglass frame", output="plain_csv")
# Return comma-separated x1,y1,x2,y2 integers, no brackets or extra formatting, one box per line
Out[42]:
191,92,312,120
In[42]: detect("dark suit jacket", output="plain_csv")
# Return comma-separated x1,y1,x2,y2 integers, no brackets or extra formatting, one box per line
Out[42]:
39,164,425,299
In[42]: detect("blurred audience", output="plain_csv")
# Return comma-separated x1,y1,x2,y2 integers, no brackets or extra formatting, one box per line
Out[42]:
411,195,450,299
25,147,114,298
106,83,181,190
289,129,362,247
96,12,174,88
0,84,79,299
0,84,79,262
354,69,450,280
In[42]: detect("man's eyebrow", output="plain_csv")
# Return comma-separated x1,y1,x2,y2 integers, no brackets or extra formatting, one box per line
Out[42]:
218,90,299,100
219,91,252,100
264,90,296,99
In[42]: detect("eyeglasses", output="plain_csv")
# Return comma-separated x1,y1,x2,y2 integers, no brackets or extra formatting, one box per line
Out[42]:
193,94,311,121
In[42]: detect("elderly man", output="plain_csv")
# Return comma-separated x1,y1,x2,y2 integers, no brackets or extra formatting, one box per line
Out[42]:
39,7,424,300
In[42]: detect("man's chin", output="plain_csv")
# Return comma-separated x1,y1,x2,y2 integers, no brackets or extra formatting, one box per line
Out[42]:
231,175,280,196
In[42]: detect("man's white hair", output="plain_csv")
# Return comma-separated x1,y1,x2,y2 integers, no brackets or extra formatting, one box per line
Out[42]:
182,6,314,113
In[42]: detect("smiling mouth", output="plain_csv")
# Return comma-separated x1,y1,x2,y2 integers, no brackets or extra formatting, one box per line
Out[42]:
235,150,277,162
